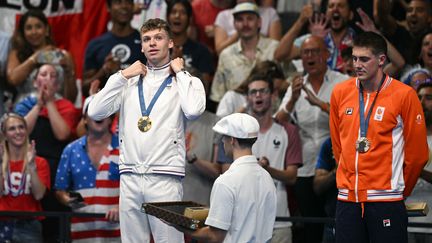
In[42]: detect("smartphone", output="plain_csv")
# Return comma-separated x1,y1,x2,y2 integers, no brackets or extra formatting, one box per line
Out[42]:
37,50,64,64
68,191,86,209
69,191,84,202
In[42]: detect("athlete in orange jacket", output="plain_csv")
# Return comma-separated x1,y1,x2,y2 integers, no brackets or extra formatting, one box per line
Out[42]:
330,31,428,243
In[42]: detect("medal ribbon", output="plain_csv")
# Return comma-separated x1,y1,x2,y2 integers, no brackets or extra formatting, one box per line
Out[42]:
358,74,387,138
138,74,172,117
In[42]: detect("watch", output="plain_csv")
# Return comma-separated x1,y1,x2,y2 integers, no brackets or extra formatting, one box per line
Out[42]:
187,153,198,164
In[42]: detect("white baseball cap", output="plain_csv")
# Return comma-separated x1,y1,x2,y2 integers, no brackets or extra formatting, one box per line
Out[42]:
213,113,259,139
232,2,260,16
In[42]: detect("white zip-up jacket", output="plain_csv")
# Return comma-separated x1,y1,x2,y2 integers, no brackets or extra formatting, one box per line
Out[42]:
88,62,206,176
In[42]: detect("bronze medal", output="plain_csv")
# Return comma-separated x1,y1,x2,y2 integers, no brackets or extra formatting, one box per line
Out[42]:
137,116,152,132
356,137,370,153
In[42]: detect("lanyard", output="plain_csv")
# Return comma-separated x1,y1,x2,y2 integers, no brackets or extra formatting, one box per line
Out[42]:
358,75,386,137
138,74,172,117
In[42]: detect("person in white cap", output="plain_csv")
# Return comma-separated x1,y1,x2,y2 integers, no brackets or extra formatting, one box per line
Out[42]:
210,1,282,104
183,112,277,242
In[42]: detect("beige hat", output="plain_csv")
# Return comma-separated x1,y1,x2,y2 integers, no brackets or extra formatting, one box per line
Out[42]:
213,113,259,139
232,2,260,16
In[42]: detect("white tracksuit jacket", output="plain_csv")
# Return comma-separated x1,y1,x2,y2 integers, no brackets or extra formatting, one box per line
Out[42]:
88,62,206,176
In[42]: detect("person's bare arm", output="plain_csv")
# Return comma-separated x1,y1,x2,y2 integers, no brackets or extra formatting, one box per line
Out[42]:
214,26,239,55
356,8,405,76
313,168,336,195
268,19,282,40
260,157,298,185
274,4,313,62
26,142,47,200
373,0,398,36
189,226,227,243
61,50,78,103
6,49,39,86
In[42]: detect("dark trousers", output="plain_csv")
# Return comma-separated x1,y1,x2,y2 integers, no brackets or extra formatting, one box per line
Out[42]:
294,176,326,243
336,200,408,243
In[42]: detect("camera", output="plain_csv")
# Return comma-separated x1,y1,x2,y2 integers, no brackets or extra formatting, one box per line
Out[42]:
37,50,65,64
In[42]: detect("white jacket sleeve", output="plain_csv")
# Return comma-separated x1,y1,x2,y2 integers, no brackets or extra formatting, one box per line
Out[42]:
175,70,206,120
88,72,127,120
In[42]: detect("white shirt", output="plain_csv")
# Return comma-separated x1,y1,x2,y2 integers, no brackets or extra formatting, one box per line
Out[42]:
216,90,246,118
253,122,297,228
88,63,206,176
279,69,349,177
205,155,277,243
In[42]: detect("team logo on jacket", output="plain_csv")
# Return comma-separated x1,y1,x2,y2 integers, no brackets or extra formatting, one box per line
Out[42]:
374,106,385,121
345,107,353,115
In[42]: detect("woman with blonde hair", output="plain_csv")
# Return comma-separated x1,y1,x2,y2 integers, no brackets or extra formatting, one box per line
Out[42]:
0,112,50,243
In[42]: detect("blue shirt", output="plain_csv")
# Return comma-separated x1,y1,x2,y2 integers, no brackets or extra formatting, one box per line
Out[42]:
84,30,147,71
55,135,120,191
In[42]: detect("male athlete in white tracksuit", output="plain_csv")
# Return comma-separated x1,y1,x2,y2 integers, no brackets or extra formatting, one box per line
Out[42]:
88,18,206,243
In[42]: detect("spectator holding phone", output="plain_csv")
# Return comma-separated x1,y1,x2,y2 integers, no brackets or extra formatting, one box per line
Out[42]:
55,95,121,242
0,113,50,243
6,9,77,104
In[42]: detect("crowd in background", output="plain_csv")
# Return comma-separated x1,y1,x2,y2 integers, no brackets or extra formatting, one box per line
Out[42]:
0,0,432,242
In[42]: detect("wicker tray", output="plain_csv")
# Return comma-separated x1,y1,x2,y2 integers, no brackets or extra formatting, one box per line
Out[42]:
141,201,207,230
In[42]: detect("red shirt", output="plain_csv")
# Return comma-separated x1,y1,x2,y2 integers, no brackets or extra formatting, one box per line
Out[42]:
0,157,50,212
192,0,226,53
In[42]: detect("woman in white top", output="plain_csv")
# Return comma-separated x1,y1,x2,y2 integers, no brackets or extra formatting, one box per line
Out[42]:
213,0,282,55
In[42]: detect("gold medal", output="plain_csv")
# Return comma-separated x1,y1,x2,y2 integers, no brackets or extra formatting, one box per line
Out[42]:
356,137,370,153
137,116,152,132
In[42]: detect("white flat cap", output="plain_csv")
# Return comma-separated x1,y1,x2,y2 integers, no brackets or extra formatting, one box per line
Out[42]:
213,113,259,139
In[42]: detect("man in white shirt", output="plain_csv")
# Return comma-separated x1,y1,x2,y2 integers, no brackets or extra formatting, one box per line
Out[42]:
181,113,277,242
88,18,206,243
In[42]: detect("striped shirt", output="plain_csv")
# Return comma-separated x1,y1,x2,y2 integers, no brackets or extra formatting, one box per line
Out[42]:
55,135,120,242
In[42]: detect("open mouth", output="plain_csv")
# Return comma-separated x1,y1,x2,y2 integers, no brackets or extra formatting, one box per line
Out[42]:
307,61,316,67
95,120,104,124
171,21,182,27
408,18,418,26
332,13,341,22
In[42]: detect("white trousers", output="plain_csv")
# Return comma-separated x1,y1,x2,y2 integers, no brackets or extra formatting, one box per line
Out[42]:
119,173,184,243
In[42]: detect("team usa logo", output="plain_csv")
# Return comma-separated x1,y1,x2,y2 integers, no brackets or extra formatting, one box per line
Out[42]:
345,107,354,115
